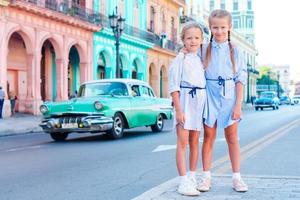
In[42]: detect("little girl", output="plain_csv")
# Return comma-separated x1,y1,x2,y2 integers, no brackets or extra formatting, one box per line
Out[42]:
168,21,206,196
197,9,248,192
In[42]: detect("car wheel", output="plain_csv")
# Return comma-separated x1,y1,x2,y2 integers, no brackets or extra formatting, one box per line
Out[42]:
255,107,259,111
50,132,68,141
151,114,164,132
108,113,125,139
273,106,276,110
260,107,263,110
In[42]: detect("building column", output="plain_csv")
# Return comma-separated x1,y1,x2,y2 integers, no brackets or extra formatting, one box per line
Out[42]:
80,62,88,84
55,58,63,101
0,22,10,117
25,54,35,113
62,58,69,100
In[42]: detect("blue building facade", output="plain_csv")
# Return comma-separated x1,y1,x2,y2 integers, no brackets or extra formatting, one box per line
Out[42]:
93,0,154,81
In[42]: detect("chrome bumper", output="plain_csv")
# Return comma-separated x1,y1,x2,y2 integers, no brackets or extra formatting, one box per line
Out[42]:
40,115,113,133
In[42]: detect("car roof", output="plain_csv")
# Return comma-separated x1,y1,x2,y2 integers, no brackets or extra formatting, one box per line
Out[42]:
82,78,149,86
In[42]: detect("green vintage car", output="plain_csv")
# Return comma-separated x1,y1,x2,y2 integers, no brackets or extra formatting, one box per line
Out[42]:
39,79,173,141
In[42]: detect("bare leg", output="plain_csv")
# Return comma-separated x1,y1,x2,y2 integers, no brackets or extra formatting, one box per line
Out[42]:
176,125,189,176
224,122,240,172
202,123,217,171
189,130,200,171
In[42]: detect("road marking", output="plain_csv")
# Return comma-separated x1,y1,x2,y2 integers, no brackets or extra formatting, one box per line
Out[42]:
152,138,232,153
5,145,43,152
213,118,300,173
134,118,300,200
152,145,176,152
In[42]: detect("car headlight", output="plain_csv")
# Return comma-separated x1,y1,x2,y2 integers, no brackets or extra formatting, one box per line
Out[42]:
40,105,49,114
94,101,103,110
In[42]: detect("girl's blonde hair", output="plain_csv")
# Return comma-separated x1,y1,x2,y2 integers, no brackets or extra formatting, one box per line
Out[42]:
204,9,236,73
180,21,203,41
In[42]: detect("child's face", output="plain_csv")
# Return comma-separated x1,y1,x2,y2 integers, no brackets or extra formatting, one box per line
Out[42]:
183,27,203,53
210,17,231,43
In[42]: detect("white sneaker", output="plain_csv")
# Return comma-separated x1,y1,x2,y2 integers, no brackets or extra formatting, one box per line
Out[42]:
232,178,248,192
189,176,197,188
178,179,201,196
197,177,211,192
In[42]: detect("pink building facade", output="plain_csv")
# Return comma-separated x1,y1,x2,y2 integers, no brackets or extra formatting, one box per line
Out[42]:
0,0,100,117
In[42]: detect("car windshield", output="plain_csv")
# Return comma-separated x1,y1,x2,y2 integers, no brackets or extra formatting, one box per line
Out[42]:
78,82,129,97
260,93,274,98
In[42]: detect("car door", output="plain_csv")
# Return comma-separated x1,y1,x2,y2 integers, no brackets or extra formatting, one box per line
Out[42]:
128,84,147,127
139,85,157,125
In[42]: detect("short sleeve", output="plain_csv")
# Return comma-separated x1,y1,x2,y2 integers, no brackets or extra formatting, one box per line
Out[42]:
168,53,184,94
234,48,247,85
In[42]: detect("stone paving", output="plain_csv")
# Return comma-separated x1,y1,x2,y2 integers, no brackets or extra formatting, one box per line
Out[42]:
133,174,300,200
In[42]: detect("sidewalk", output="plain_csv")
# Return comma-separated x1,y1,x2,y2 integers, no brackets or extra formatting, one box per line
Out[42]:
133,173,300,200
0,113,42,137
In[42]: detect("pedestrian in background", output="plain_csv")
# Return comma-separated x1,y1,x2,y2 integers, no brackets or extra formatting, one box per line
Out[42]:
169,21,207,196
197,9,248,192
8,91,17,115
0,86,5,119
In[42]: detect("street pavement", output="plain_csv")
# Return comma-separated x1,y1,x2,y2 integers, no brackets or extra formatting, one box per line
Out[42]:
0,104,300,200
0,113,42,137
133,174,300,200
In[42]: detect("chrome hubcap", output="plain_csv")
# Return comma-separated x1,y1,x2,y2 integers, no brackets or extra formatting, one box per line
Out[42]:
157,115,163,129
114,117,122,135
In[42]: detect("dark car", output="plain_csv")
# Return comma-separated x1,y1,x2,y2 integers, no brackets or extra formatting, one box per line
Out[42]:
279,96,291,105
254,91,280,111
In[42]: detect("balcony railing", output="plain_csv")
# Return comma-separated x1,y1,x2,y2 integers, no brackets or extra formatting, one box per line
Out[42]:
10,0,101,25
100,13,178,52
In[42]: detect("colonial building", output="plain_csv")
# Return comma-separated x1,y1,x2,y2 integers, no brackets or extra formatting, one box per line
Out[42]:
258,64,292,96
92,0,153,81
0,0,100,117
146,0,185,97
206,0,255,44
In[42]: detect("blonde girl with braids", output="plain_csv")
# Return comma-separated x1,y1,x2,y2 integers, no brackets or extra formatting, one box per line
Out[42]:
196,9,248,192
169,21,206,196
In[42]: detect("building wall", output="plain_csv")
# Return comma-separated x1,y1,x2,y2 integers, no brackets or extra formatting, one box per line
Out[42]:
146,0,184,98
93,0,152,81
0,1,99,117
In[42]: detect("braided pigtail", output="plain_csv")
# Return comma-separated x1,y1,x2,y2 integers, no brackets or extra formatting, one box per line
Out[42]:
228,31,236,74
204,34,213,69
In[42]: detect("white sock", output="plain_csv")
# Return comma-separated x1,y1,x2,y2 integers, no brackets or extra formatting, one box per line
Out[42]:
232,172,241,180
180,175,188,183
188,171,196,179
203,171,211,179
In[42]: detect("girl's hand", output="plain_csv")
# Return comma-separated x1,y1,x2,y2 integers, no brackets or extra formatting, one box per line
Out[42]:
180,47,189,55
176,111,185,126
232,104,242,120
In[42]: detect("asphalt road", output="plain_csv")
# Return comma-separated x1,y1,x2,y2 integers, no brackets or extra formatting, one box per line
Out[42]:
1,105,300,200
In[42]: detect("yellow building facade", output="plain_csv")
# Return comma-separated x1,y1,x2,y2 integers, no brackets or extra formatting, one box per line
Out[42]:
146,0,185,98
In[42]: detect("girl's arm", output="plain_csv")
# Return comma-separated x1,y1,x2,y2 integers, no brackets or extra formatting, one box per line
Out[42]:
171,91,185,125
232,82,243,120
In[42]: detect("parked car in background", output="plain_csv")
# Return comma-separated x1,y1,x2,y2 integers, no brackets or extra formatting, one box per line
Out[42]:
39,79,173,141
279,95,291,105
254,91,280,111
291,95,300,105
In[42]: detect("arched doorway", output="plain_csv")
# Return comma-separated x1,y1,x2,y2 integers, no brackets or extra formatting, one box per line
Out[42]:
149,63,157,95
160,65,167,97
132,60,138,79
7,32,28,113
40,40,56,101
68,46,80,98
97,52,106,79
160,68,163,97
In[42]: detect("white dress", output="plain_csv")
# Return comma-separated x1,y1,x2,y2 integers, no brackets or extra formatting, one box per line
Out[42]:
169,52,207,131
